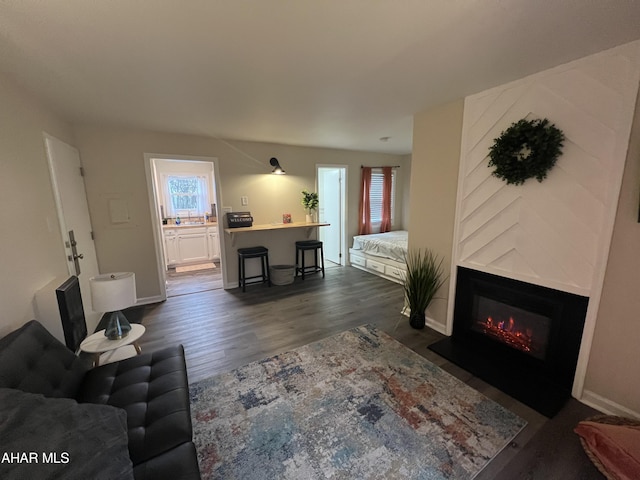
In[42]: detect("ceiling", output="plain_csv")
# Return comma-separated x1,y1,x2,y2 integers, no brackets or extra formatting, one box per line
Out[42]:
1,1,640,155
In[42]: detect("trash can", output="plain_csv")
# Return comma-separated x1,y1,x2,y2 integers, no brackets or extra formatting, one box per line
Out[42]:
270,265,295,285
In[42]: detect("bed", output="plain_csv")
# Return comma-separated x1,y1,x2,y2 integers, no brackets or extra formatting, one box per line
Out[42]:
349,230,408,284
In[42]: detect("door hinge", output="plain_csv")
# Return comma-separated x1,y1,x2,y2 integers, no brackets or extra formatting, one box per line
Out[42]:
79,167,85,177
90,231,95,240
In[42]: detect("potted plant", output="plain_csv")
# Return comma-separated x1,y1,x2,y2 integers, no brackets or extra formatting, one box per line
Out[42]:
301,190,319,223
402,248,446,329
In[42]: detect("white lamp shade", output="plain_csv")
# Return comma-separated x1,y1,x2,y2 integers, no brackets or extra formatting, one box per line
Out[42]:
90,272,136,312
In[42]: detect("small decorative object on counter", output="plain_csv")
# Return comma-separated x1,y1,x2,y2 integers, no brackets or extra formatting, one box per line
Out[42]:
175,215,181,225
226,211,253,228
283,213,292,224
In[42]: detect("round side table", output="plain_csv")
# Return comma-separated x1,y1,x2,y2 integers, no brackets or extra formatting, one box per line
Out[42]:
80,324,146,366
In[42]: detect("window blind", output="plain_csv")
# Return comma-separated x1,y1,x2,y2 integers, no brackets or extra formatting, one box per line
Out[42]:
370,168,395,225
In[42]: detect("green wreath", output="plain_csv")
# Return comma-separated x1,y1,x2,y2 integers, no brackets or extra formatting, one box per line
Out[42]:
488,118,565,185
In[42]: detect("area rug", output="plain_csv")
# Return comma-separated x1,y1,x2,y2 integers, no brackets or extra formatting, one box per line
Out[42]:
175,262,215,273
190,325,526,479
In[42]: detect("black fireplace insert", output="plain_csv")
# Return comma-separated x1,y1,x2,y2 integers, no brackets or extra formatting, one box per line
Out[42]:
429,266,588,417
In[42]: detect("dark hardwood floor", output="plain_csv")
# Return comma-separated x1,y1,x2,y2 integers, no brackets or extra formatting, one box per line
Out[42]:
138,265,602,479
165,261,223,297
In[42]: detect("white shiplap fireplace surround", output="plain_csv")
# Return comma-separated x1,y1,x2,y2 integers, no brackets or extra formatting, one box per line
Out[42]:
446,41,640,409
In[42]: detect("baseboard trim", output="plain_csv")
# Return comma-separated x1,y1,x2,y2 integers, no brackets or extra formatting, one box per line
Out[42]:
581,389,640,419
400,308,448,335
426,318,447,335
135,295,164,306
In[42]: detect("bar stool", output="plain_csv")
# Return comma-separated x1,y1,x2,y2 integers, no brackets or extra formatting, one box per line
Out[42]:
237,246,271,292
295,240,325,280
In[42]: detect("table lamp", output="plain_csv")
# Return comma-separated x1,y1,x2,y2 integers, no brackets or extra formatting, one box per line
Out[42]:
90,272,136,340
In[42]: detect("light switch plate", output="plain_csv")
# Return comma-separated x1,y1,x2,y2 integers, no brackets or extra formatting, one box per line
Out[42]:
241,196,249,206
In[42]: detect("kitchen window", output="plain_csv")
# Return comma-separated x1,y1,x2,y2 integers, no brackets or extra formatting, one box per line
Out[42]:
163,175,210,218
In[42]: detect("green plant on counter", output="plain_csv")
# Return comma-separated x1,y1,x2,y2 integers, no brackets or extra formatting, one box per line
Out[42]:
301,190,319,213
402,248,446,330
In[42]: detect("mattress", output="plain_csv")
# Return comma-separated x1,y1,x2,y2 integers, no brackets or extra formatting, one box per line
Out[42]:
352,230,408,263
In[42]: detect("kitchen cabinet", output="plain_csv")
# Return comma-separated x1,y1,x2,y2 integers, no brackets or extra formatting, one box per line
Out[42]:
163,229,179,265
207,226,220,260
163,224,220,266
177,230,209,263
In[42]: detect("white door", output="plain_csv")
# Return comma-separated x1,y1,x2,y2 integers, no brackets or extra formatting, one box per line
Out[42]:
317,166,347,265
44,134,102,333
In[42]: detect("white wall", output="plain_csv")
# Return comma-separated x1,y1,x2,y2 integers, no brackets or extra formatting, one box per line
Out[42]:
583,88,640,416
399,154,412,229
452,41,640,297
450,40,640,411
0,73,75,334
408,100,464,332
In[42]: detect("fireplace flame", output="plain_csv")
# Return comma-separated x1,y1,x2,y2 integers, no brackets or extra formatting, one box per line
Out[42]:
478,316,533,353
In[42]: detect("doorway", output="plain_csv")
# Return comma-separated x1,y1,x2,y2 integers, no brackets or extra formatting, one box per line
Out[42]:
317,165,347,266
146,155,226,298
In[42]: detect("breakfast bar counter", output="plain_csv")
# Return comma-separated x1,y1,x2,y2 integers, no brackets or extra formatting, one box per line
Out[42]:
222,221,330,287
224,222,329,245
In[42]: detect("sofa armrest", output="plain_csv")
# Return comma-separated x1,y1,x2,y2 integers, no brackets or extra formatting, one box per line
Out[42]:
0,320,90,398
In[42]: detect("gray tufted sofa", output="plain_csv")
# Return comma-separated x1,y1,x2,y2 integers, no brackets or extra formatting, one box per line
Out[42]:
0,320,201,480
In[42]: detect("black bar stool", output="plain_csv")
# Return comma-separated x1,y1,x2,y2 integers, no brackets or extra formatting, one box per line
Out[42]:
295,240,325,280
237,246,271,292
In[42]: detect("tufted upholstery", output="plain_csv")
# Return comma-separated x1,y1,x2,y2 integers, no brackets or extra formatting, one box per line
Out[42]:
78,346,194,468
0,320,201,480
0,320,90,398
133,441,201,480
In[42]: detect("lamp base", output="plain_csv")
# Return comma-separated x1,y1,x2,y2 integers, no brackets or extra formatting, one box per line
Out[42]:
104,311,132,340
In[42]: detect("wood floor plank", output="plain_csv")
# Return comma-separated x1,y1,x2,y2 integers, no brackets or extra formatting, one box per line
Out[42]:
138,265,601,479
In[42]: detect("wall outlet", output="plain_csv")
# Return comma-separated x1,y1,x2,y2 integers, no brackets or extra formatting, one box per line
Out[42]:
241,196,249,206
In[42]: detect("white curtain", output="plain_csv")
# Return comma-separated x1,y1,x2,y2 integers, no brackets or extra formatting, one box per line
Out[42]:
194,175,209,214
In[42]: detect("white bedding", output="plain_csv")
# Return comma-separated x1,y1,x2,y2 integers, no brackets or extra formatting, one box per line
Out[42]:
352,230,408,263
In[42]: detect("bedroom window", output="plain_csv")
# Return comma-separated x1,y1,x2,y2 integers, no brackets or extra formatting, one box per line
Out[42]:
358,166,395,235
370,168,396,228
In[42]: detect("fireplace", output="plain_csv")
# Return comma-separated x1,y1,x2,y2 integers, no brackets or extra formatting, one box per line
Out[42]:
429,267,588,417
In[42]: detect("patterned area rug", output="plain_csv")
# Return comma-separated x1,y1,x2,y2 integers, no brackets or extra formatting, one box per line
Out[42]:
190,325,526,479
